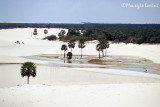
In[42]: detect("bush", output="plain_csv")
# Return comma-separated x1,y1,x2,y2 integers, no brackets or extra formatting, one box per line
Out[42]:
61,36,77,42
67,52,72,59
88,59,105,63
44,35,57,41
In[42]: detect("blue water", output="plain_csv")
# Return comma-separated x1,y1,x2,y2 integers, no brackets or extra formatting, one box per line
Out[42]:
108,67,154,72
24,56,90,64
23,56,156,73
120,57,145,62
39,64,154,72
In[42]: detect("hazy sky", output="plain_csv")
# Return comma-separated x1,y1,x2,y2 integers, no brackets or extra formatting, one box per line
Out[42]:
0,0,160,23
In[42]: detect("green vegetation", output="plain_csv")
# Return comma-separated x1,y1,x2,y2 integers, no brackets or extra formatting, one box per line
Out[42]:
44,56,59,58
68,40,75,52
78,37,85,59
88,59,106,64
61,44,67,58
61,28,81,41
60,26,160,44
67,52,72,59
58,30,66,40
96,44,102,59
38,55,59,58
53,56,59,58
95,36,110,59
33,28,37,37
88,59,122,64
44,35,57,41
44,29,48,37
20,62,37,84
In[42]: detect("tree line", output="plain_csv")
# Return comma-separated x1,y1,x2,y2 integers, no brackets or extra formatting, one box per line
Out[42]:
59,26,160,44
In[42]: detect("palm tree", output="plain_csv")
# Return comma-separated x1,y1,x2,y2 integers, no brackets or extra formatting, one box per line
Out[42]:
44,29,48,37
58,30,66,40
68,40,75,52
61,44,67,58
33,28,37,37
97,42,105,57
100,40,109,57
78,38,85,59
105,42,110,56
98,37,108,57
20,62,37,84
61,30,66,35
96,44,102,59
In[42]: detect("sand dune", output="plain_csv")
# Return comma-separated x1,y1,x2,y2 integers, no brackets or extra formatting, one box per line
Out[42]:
0,28,160,107
0,28,160,63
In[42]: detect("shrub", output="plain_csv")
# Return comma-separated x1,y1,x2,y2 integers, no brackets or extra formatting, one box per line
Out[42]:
44,35,57,41
88,59,105,63
67,52,72,59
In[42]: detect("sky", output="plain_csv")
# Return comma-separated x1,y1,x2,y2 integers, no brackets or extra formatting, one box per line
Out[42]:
0,0,160,23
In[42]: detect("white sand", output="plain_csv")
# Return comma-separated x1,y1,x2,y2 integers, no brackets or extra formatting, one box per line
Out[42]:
0,28,160,63
1,65,160,88
0,84,160,107
0,28,160,107
0,28,67,56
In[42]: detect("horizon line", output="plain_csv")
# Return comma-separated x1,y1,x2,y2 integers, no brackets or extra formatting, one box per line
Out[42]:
0,22,160,24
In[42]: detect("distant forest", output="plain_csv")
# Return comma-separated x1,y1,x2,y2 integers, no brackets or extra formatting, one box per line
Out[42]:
0,23,160,44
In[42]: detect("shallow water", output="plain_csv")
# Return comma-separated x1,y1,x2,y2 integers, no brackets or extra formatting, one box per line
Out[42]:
120,57,145,62
40,64,150,72
24,55,155,72
24,56,90,64
108,67,152,72
0,55,155,88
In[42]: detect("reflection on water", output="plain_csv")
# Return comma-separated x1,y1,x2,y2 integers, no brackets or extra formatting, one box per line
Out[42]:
24,56,90,64
68,60,72,63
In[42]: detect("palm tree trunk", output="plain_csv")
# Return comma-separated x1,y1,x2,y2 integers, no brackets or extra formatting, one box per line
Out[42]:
71,48,72,53
64,51,65,58
81,48,82,59
27,76,29,84
102,50,104,57
99,51,100,59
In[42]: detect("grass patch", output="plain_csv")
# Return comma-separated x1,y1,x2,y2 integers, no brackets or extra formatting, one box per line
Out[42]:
88,59,106,64
88,59,122,65
38,56,59,58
